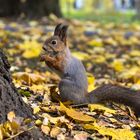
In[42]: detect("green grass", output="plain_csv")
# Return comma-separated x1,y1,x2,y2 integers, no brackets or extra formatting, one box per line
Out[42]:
63,9,137,23
65,11,136,23
60,0,139,23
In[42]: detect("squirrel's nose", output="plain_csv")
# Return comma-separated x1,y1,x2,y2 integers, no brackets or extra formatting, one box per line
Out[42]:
42,45,47,51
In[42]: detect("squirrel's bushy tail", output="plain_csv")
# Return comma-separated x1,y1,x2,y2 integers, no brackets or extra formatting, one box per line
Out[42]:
87,84,140,116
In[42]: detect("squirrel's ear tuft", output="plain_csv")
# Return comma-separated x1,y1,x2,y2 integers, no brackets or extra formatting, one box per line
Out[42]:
54,23,69,45
54,23,62,35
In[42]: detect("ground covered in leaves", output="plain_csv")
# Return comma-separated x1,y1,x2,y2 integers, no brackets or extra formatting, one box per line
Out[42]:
0,15,140,139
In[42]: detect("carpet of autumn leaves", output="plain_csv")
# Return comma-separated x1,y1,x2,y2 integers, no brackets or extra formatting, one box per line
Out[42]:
0,15,140,139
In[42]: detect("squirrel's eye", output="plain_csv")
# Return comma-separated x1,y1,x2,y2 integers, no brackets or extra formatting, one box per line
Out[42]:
51,40,57,45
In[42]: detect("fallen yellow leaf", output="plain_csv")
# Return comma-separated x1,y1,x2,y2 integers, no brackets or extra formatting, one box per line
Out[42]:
88,38,103,47
111,60,124,72
72,52,89,60
84,123,136,140
13,72,46,85
59,102,95,122
7,111,16,122
50,127,61,138
33,106,40,114
87,73,95,92
41,125,50,135
19,40,41,59
88,104,116,114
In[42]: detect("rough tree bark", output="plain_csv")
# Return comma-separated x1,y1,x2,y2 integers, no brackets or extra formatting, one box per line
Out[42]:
0,0,62,18
0,49,32,123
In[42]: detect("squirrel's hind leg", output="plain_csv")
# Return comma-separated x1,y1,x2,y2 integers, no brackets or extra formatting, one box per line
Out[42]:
59,78,88,104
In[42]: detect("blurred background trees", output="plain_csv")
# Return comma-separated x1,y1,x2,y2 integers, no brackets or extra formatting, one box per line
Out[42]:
0,0,139,20
60,0,139,22
0,0,62,18
135,0,140,18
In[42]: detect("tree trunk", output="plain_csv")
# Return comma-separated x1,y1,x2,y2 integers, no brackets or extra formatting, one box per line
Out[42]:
0,0,62,18
135,0,140,19
44,0,62,17
0,0,20,17
0,49,32,123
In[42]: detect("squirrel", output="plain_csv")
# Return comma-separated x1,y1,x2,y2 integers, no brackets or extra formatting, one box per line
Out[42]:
40,23,140,116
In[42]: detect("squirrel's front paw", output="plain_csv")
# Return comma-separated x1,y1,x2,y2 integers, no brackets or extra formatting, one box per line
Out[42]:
40,54,54,62
40,55,45,61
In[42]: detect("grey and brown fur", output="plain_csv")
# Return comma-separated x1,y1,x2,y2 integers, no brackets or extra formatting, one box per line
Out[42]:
41,24,140,117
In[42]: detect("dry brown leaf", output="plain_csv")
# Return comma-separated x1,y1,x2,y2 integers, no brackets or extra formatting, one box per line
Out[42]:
13,72,46,85
41,125,50,135
50,127,61,138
